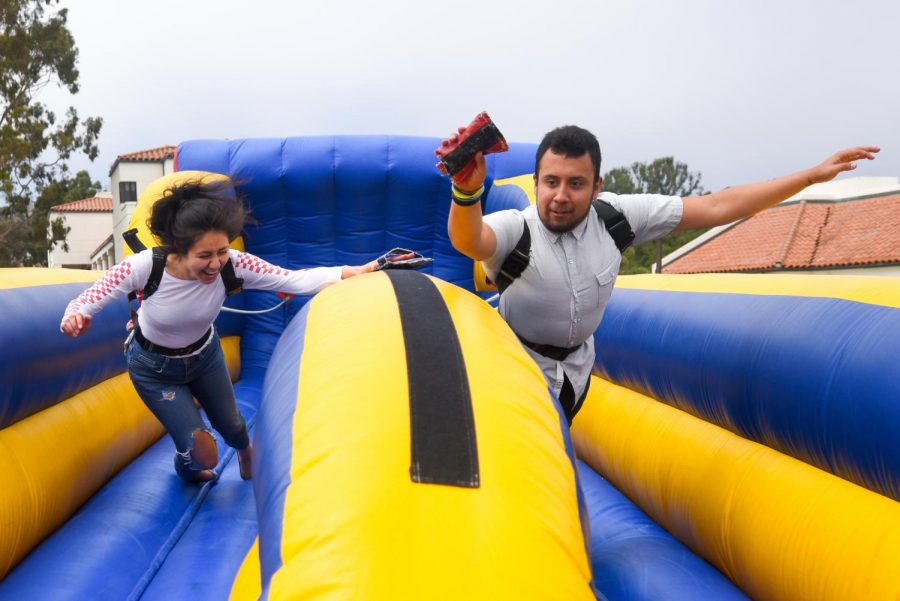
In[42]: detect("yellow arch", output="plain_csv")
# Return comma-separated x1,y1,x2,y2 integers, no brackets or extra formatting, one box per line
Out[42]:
124,170,245,257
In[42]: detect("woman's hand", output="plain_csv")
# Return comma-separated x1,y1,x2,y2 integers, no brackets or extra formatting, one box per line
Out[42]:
61,313,92,337
341,253,416,279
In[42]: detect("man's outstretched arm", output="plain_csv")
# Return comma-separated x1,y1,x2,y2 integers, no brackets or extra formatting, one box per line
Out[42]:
446,150,498,260
676,146,880,231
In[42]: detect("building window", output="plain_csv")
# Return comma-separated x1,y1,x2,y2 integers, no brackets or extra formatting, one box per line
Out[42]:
119,181,137,204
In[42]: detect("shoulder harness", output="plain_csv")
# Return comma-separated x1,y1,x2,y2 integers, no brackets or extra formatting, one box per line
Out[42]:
494,199,635,294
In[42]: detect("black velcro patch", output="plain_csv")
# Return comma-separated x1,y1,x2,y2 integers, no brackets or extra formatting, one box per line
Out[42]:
385,270,479,488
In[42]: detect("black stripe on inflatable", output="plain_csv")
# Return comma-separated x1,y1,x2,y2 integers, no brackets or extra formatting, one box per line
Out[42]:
386,270,479,488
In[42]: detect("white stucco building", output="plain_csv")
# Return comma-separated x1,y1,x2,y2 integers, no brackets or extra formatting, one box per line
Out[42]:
47,195,113,269
109,146,176,264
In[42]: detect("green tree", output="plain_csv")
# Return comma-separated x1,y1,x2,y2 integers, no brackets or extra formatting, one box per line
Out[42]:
0,0,102,266
602,157,706,274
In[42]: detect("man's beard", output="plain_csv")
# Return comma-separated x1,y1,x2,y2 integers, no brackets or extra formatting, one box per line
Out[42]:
538,205,591,233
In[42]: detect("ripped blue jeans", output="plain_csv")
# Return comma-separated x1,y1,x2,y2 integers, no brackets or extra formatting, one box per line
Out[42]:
125,331,249,481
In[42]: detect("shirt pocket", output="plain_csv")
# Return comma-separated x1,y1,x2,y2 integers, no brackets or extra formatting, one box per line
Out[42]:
592,260,618,308
595,264,616,287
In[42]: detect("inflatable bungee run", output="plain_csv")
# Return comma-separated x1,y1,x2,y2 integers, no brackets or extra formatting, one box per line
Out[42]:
1,136,898,601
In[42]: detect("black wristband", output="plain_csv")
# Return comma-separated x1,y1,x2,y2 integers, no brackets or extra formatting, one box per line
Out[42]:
452,195,482,207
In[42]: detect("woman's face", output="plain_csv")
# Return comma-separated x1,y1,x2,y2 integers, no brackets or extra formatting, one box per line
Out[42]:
184,231,231,284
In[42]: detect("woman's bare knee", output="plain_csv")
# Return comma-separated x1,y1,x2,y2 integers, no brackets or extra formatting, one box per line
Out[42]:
191,429,218,469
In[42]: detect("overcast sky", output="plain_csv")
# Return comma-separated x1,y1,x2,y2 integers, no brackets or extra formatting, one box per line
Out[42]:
53,0,899,192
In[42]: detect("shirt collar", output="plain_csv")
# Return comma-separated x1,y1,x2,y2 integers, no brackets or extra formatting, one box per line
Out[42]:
570,212,591,241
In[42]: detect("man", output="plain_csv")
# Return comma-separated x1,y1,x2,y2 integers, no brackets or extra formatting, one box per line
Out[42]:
446,124,878,423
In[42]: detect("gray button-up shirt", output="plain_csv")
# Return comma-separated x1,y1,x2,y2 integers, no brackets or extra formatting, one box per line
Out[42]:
483,191,683,400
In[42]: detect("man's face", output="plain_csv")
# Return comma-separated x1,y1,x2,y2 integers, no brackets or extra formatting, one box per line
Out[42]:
534,150,601,233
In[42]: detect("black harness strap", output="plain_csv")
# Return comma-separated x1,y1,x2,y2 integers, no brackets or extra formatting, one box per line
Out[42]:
494,225,530,295
495,199,635,295
143,248,167,300
516,333,580,362
123,228,146,253
123,228,149,308
123,245,165,324
386,270,480,488
220,260,243,297
592,199,636,252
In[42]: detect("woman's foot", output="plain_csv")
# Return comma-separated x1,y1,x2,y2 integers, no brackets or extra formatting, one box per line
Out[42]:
191,469,217,483
238,444,253,480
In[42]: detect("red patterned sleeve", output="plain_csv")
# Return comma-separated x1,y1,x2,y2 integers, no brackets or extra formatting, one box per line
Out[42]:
231,250,342,296
61,253,150,325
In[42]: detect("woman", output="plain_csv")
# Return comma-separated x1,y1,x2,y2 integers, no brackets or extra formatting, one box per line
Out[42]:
60,179,395,483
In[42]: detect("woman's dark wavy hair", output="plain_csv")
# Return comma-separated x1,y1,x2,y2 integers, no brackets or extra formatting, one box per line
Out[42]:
535,125,602,183
148,179,250,255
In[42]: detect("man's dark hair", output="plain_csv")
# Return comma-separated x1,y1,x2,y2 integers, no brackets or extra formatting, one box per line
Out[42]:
535,125,602,183
148,179,249,255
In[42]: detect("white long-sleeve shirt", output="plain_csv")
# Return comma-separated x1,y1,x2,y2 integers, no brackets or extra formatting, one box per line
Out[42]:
62,249,342,349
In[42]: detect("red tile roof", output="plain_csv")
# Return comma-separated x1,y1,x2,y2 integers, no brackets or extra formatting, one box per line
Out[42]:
109,145,176,176
116,146,177,162
664,195,900,273
50,195,113,213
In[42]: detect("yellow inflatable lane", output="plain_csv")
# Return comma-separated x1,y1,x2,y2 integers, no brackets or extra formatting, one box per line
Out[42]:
572,375,900,601
616,272,900,308
229,538,261,601
237,270,595,600
0,268,104,289
0,373,161,578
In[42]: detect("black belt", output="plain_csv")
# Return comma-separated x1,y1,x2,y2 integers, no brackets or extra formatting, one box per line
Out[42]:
516,334,581,361
133,325,212,357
